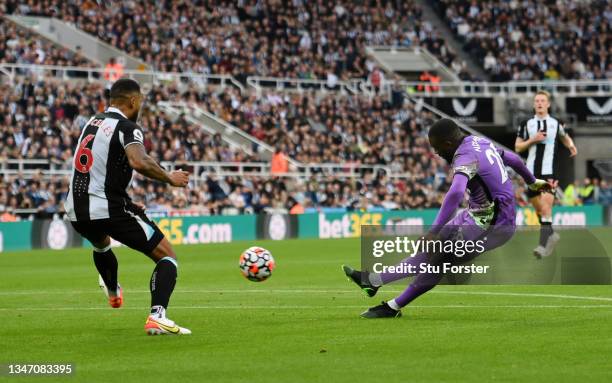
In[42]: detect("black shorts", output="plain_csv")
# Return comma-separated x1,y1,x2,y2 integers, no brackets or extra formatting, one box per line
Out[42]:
71,210,164,254
526,173,558,199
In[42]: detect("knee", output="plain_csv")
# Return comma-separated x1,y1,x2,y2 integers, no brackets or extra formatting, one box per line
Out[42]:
150,239,177,262
541,202,552,215
92,236,111,251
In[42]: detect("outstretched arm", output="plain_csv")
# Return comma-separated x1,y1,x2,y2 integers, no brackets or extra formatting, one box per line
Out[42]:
500,149,536,185
500,149,553,193
125,144,189,187
430,173,468,235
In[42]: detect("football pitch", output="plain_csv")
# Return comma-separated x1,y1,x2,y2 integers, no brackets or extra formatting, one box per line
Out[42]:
1,236,611,382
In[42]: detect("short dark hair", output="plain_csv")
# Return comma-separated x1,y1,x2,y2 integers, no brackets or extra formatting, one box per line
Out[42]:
109,78,141,101
428,118,463,140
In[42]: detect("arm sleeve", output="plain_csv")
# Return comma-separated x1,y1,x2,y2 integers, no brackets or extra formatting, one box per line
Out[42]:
452,151,479,180
430,173,468,234
501,149,536,185
557,120,567,138
517,120,528,140
119,120,144,148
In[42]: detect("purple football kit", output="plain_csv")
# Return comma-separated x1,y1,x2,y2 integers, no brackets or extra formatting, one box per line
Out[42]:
378,135,537,308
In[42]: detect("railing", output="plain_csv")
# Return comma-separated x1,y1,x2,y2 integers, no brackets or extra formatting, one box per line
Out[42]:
160,161,405,182
0,63,245,93
156,102,256,156
247,76,362,96
365,45,462,83
247,77,611,98
374,79,612,97
1,159,72,178
2,159,409,183
1,63,610,97
158,101,289,163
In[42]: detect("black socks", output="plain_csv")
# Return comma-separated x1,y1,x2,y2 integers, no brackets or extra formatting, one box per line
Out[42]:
93,247,118,293
539,217,554,247
150,257,177,309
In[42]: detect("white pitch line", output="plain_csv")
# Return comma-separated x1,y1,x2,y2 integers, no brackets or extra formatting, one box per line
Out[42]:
1,289,612,302
1,305,612,312
433,290,612,302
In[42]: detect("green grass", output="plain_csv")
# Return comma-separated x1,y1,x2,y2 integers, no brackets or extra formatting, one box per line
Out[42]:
1,236,612,382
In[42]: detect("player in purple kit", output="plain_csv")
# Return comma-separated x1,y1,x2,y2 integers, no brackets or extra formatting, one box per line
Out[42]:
343,118,553,318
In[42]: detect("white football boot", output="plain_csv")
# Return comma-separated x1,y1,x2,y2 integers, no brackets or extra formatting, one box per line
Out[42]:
144,307,191,335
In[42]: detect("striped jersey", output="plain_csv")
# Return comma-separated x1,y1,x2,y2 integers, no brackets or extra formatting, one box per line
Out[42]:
517,115,566,177
64,107,144,221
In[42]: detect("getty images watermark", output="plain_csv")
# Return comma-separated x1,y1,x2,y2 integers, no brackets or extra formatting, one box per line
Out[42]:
360,225,612,285
371,236,491,275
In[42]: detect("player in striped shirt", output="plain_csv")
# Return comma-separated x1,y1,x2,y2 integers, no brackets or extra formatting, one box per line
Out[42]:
515,91,577,258
64,79,191,335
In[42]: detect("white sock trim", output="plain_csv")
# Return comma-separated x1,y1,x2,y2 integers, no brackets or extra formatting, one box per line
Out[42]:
540,216,553,224
150,305,166,318
158,256,178,268
93,244,113,253
387,299,401,311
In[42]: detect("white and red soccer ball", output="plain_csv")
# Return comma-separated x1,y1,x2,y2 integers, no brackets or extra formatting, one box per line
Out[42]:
239,246,275,282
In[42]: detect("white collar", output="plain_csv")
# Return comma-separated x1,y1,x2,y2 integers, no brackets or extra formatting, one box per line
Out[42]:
534,114,549,121
106,106,128,119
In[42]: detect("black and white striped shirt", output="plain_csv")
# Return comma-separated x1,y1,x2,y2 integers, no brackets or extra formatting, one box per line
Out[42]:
64,107,144,221
517,115,566,177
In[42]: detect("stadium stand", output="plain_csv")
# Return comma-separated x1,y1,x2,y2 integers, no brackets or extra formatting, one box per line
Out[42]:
1,0,611,221
434,0,612,81
0,16,94,69
1,76,452,218
162,85,441,169
4,0,458,79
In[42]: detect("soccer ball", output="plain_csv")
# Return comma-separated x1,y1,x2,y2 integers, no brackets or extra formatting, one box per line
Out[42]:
239,246,275,282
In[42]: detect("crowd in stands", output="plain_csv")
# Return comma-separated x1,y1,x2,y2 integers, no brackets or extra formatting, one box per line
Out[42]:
435,0,612,81
0,16,93,68
4,0,458,81
1,73,611,220
4,0,612,85
2,164,610,221
512,177,612,208
155,83,442,171
1,75,453,219
3,75,612,223
561,178,612,206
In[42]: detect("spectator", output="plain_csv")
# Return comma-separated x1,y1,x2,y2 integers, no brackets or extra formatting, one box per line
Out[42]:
6,1,459,79
0,207,18,222
563,181,581,206
579,178,595,205
1,75,459,216
598,180,612,205
0,18,95,73
436,0,612,81
271,148,289,175
103,57,124,82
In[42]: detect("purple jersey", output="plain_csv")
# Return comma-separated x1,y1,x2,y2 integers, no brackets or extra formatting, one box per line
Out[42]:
451,135,514,212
